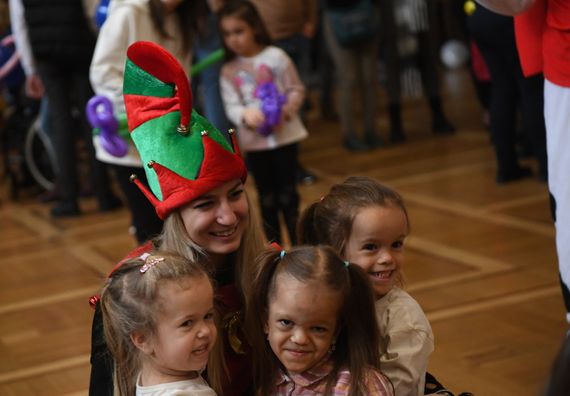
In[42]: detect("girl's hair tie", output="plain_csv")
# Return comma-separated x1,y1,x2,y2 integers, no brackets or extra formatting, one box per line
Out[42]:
140,255,165,273
280,250,286,259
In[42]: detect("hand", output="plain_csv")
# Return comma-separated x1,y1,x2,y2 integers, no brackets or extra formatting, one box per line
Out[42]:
1,34,14,47
243,108,265,129
25,74,44,99
281,108,292,123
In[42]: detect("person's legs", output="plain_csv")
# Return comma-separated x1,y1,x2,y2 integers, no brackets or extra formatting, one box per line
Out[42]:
518,73,548,182
273,143,300,245
323,13,368,151
359,40,381,147
37,61,80,216
474,23,529,183
544,79,570,323
379,0,405,142
247,150,281,243
484,55,523,182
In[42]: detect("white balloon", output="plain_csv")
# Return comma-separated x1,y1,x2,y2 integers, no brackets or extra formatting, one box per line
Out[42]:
440,40,469,70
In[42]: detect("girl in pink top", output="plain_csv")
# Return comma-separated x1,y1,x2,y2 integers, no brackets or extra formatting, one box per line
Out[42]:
246,245,394,396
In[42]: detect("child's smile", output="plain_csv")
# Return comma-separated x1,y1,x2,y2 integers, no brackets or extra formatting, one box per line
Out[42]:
264,273,340,374
344,205,408,298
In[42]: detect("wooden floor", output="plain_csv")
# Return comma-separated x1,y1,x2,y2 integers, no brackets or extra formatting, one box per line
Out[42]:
0,68,566,396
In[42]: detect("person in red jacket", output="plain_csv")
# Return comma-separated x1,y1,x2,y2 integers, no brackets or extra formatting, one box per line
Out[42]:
88,41,267,396
475,0,570,324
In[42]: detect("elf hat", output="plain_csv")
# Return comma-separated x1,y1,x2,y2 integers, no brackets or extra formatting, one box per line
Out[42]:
124,41,247,220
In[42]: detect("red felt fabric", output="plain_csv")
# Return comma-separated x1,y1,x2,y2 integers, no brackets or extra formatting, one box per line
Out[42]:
124,94,180,132
127,41,192,127
148,136,247,220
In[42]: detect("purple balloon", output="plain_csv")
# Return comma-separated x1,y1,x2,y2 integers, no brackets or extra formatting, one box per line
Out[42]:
254,64,286,137
86,95,128,158
256,81,286,137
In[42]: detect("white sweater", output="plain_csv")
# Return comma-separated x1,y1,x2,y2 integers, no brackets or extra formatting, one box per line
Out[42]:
89,0,192,166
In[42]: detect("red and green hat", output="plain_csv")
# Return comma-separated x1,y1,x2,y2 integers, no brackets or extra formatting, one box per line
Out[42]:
124,41,247,220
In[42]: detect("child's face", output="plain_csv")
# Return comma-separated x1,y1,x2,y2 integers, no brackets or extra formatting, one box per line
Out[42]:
265,274,340,375
344,205,408,298
179,180,249,259
220,15,261,57
144,276,217,378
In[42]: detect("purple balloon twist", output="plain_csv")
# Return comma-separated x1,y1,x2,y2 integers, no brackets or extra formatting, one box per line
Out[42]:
86,95,128,158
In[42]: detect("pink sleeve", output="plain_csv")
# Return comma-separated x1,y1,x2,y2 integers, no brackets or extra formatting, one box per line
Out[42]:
280,55,305,117
364,369,394,396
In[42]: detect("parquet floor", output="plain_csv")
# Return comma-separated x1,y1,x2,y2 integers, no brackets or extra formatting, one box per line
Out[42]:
0,68,566,396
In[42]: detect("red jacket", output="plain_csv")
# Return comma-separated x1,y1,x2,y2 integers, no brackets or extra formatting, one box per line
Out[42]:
515,0,570,86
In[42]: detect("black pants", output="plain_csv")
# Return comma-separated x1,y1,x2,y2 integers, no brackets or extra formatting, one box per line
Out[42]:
37,60,115,207
468,7,547,178
248,143,300,245
88,303,113,396
111,164,163,243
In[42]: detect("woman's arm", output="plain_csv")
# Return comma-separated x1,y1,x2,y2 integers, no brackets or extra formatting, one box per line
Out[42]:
474,0,536,15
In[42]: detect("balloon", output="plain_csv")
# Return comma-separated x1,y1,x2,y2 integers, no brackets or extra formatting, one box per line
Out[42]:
464,0,476,16
95,0,110,28
190,48,224,77
86,95,129,158
254,64,286,137
440,39,470,70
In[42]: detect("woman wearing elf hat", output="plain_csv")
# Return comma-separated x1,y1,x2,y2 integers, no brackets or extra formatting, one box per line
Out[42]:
89,41,267,396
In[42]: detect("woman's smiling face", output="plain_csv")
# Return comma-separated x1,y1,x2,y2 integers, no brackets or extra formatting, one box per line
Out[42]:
179,179,249,257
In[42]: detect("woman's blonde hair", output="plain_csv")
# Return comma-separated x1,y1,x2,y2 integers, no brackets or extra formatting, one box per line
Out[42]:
100,251,211,396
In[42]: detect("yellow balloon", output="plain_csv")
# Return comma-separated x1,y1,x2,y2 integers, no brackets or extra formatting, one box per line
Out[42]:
464,0,476,16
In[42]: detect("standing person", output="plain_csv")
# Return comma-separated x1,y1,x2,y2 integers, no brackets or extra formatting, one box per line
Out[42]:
11,0,121,217
380,0,456,143
89,0,200,243
299,176,455,396
246,245,394,395
322,0,383,151
249,0,318,184
473,0,570,323
89,41,267,396
467,3,547,183
100,252,217,396
218,1,308,245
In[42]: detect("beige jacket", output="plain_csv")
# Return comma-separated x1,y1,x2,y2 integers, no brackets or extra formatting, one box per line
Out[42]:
375,287,434,396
